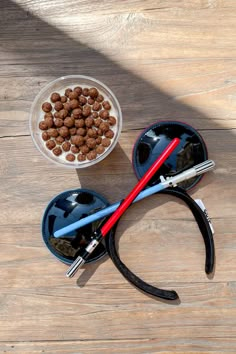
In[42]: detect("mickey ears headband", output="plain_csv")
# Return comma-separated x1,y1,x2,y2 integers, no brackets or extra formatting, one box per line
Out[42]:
42,121,215,301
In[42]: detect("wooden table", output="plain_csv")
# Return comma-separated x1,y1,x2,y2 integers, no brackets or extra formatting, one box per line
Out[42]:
1,1,236,353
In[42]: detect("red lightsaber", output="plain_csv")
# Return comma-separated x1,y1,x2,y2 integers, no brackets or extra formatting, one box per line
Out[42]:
66,137,180,277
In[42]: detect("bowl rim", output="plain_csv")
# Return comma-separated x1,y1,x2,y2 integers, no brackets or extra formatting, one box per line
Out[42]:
29,75,123,168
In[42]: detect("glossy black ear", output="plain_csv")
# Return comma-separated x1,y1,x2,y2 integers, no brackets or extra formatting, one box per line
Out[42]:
42,188,110,265
133,121,208,190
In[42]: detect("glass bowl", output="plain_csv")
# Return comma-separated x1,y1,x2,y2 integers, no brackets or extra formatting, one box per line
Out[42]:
29,75,122,168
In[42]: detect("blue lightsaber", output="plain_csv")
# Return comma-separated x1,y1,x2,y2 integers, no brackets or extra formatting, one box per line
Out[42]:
54,160,215,238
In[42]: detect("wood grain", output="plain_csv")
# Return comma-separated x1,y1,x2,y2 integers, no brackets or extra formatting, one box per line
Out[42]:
0,0,236,352
1,339,236,354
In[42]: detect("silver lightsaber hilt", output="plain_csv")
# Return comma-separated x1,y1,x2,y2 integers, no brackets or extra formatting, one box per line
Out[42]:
66,231,102,278
161,160,215,188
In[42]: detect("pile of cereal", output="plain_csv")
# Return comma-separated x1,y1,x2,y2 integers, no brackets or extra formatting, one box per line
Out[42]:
38,86,117,162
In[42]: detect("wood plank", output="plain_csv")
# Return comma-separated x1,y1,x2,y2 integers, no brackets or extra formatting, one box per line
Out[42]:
8,0,236,17
1,338,236,354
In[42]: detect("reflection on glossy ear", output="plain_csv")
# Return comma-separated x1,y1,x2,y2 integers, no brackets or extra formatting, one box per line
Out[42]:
75,192,94,204
137,142,151,164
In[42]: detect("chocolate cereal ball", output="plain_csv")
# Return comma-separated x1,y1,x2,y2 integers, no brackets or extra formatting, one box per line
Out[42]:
92,102,101,111
71,135,84,147
63,102,71,112
54,118,64,128
79,96,87,106
61,95,67,103
87,150,97,160
102,138,111,147
66,153,75,161
96,94,104,103
99,122,110,133
71,145,80,154
69,127,77,135
94,118,102,127
105,129,114,139
65,88,72,97
44,117,54,128
59,109,68,119
89,87,99,99
74,86,82,95
75,119,85,128
92,112,98,119
50,92,61,103
102,101,111,110
86,138,96,149
69,99,79,110
96,136,102,145
64,116,75,128
77,128,86,136
62,141,71,152
78,154,86,162
59,126,69,137
46,140,56,150
87,128,97,138
42,132,50,141
55,136,65,145
47,128,59,138
80,145,90,154
108,116,116,125
52,147,62,156
72,108,82,119
69,91,78,100
54,101,64,111
99,110,109,120
96,145,105,154
97,128,103,136
54,112,61,119
82,88,89,96
39,121,48,130
44,112,53,119
88,97,95,105
82,105,91,117
42,102,52,112
85,117,94,127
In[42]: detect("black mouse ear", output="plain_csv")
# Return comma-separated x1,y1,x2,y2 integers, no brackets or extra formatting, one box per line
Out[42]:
42,188,110,265
132,121,208,190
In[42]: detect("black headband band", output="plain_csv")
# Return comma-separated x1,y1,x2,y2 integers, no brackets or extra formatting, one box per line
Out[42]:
105,186,215,301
